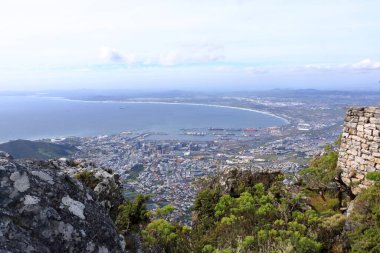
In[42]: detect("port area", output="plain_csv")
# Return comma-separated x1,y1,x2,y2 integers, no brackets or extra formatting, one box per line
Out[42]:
179,127,281,139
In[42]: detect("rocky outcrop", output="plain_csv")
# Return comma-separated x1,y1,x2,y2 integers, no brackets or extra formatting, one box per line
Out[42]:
338,106,380,194
214,168,281,197
199,167,281,198
41,158,124,220
0,152,124,253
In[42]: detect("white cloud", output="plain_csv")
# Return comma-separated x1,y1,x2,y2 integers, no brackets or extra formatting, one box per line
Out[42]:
351,59,380,70
303,59,380,72
99,43,224,67
100,47,124,63
99,47,147,65
304,64,333,71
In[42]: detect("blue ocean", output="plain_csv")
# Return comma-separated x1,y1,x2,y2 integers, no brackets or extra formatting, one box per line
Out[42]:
0,96,287,143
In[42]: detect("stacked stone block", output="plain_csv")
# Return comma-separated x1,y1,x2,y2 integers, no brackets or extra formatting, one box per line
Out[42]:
338,106,380,194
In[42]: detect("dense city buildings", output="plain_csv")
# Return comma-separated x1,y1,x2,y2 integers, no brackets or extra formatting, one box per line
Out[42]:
51,90,374,223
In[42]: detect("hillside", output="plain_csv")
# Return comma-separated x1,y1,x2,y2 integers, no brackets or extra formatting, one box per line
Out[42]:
0,139,77,159
107,136,380,253
3,144,379,253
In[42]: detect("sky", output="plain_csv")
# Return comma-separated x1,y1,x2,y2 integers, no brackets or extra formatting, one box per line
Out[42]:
0,0,379,91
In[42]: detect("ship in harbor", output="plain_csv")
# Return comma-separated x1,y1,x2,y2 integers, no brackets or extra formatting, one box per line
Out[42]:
208,127,259,132
208,127,225,131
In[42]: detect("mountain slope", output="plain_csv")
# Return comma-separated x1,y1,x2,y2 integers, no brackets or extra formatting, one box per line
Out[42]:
0,139,77,159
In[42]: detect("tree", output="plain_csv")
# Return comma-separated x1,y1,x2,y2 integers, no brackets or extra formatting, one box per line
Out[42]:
142,205,191,253
148,204,175,220
115,194,149,233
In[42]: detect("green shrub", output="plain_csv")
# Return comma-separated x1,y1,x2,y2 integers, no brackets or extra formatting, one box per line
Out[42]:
115,194,149,232
74,171,101,189
242,235,255,248
366,171,380,181
348,181,380,252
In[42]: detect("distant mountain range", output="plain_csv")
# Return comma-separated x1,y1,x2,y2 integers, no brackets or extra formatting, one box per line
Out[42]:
0,140,77,159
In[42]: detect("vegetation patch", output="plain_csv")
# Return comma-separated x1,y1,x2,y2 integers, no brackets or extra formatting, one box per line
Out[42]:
110,139,380,253
74,171,101,189
0,140,77,160
128,164,144,181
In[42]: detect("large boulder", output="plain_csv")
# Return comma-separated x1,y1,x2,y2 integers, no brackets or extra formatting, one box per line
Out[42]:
0,152,124,253
215,168,281,196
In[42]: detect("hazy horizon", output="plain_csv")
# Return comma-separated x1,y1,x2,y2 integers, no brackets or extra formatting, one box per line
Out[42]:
2,87,380,94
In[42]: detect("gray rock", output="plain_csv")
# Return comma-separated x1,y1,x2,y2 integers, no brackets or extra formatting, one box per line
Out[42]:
0,153,124,253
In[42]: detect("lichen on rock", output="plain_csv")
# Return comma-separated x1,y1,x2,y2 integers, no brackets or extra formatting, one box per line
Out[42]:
0,152,124,253
61,195,86,220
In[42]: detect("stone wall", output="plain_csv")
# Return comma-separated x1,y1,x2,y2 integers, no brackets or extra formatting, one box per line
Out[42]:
338,106,380,194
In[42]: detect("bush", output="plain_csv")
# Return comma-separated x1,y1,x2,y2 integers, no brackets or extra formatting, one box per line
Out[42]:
115,194,149,232
142,218,191,253
366,171,380,181
74,171,101,189
348,180,380,252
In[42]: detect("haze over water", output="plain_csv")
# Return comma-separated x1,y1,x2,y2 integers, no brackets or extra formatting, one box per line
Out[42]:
0,96,286,143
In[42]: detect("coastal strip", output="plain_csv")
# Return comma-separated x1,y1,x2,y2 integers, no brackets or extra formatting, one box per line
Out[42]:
45,96,291,124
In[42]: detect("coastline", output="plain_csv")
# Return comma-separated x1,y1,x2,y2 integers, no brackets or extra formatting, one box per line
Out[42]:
45,96,291,124
0,95,290,144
